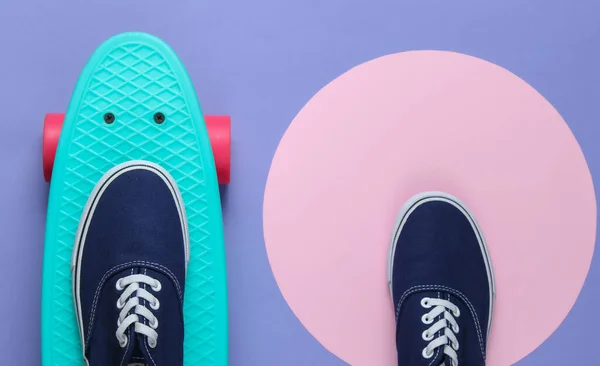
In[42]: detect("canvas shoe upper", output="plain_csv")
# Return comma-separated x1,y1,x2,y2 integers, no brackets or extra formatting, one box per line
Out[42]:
388,192,495,366
72,161,189,366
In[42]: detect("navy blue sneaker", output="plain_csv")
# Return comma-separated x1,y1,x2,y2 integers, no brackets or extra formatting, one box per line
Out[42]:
388,192,495,366
72,161,189,366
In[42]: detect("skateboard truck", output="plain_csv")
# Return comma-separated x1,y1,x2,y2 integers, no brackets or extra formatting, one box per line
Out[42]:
42,113,231,184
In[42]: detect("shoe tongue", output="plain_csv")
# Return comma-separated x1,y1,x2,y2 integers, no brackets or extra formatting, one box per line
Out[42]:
124,267,150,366
134,332,156,365
126,336,147,366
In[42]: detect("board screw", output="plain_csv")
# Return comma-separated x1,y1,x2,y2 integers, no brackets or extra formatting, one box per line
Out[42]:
104,112,115,124
154,112,165,124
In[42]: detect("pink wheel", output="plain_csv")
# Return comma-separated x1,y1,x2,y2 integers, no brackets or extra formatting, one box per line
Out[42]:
42,113,230,184
43,113,64,182
206,115,231,184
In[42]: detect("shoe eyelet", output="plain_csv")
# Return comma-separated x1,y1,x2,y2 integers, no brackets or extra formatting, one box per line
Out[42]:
116,299,124,309
148,338,157,348
454,308,460,317
152,280,162,292
422,330,433,341
420,297,432,308
118,335,128,348
150,299,160,310
453,341,459,351
422,347,434,359
453,324,459,333
115,279,124,291
421,314,433,325
150,318,159,329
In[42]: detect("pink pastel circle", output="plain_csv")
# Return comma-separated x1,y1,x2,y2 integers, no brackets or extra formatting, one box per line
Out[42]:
263,51,596,365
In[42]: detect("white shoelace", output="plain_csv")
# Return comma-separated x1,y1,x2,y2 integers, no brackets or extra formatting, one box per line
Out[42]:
420,297,460,366
115,274,162,349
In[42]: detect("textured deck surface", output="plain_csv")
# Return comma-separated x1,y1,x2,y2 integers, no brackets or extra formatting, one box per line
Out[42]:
41,32,227,365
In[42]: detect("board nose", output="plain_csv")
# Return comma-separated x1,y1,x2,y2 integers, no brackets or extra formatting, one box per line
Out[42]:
81,34,186,128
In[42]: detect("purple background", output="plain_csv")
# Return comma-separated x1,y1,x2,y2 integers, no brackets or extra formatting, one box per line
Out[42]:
1,0,599,365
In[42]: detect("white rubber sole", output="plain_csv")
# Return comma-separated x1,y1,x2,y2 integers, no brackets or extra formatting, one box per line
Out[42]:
386,191,496,338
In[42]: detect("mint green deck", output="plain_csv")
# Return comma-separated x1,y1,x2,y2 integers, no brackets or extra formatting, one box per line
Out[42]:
41,32,228,365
